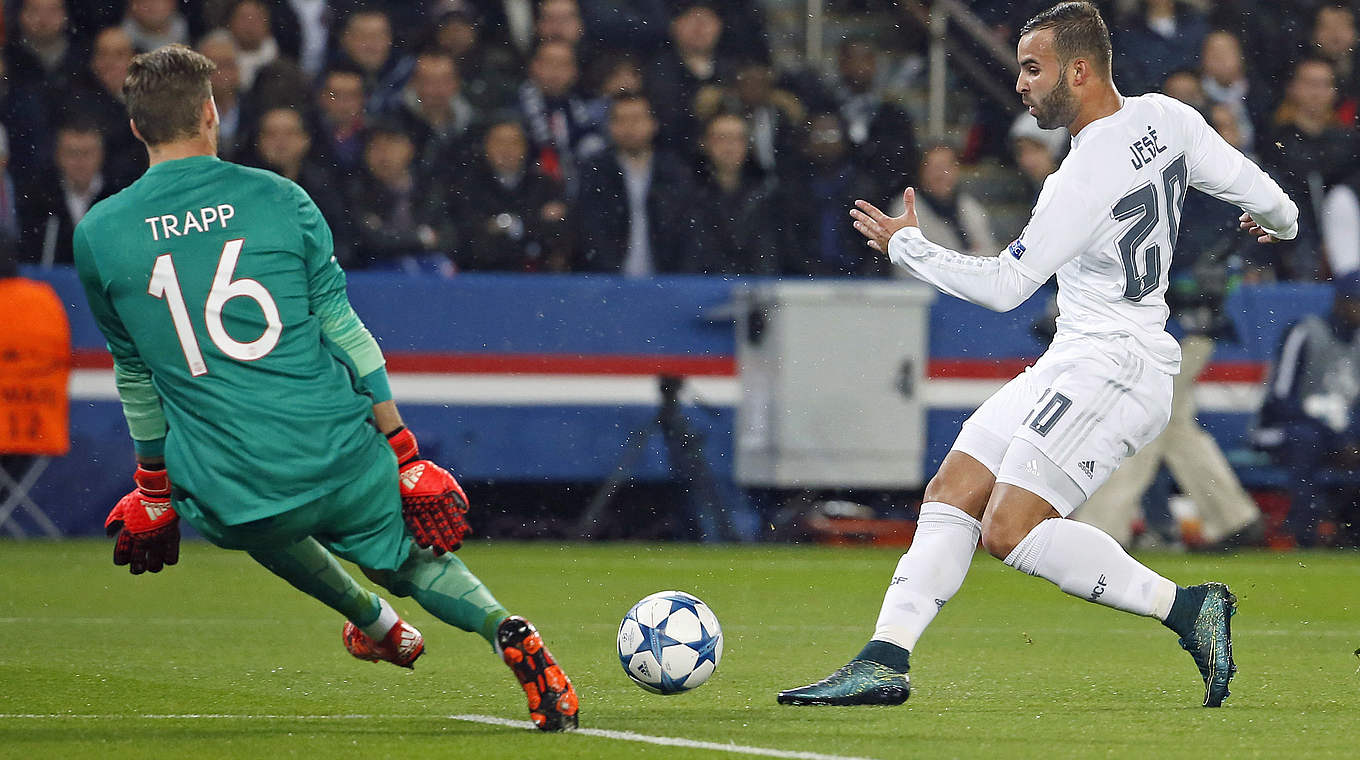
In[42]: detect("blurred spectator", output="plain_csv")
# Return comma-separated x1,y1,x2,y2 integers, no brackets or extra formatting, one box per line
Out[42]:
1258,57,1357,281
450,118,570,271
17,120,112,267
313,64,368,175
691,112,781,275
197,30,248,160
588,51,644,100
121,0,190,52
836,36,918,206
694,60,804,179
1199,30,1260,151
0,49,53,180
648,1,732,159
349,121,454,271
1114,0,1210,96
225,0,281,90
517,40,605,191
1161,68,1205,110
573,93,700,274
536,0,584,49
0,126,18,244
393,48,481,180
4,0,85,95
252,106,356,266
1310,3,1360,124
890,141,997,258
783,111,881,277
1253,273,1360,545
65,25,143,187
430,0,521,111
1008,112,1067,201
336,7,413,114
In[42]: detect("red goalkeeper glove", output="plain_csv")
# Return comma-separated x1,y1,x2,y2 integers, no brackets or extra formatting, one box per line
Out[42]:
387,427,472,554
104,465,180,574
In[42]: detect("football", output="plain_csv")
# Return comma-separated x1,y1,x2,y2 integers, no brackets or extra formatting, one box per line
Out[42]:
616,590,723,694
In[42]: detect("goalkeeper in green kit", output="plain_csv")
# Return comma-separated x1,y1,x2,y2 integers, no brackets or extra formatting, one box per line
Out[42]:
74,45,578,732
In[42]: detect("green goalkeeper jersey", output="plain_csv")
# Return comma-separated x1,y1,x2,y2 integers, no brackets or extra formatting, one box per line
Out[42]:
75,155,392,526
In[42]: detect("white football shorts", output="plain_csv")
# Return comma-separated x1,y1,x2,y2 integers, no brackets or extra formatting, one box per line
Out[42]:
951,334,1173,516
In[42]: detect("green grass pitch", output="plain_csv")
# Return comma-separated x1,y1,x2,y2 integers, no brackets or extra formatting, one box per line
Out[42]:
1,540,1356,759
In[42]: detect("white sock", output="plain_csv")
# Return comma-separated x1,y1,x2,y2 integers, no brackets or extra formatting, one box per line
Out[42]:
871,502,982,651
1004,518,1177,619
361,598,399,640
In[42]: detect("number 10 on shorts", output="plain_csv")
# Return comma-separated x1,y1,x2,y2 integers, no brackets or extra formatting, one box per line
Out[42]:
1026,389,1072,437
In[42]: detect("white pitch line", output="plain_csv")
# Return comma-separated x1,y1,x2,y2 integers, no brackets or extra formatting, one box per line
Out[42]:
0,713,876,760
448,714,875,760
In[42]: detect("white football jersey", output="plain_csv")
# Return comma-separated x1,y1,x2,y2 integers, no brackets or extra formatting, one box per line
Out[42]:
889,93,1297,375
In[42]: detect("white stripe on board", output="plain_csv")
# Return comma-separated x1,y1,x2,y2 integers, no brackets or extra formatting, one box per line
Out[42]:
68,370,1266,413
0,713,875,760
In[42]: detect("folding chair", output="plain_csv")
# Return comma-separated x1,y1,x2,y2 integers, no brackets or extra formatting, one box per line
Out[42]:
0,274,71,537
0,456,59,537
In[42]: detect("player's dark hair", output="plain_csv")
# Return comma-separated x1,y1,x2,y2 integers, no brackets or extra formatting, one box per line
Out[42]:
124,44,217,147
1020,2,1112,79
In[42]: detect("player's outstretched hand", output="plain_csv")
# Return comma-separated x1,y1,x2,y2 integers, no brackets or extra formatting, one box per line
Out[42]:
1240,212,1282,243
387,427,473,554
850,188,920,255
104,465,180,574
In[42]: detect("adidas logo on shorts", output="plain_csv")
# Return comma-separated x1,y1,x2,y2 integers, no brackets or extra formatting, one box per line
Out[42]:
1078,460,1096,478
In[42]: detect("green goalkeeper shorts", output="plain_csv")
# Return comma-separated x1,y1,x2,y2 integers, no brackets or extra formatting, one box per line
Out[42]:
176,435,413,571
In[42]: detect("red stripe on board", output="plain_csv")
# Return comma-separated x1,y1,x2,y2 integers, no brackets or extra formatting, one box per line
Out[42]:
1195,361,1266,383
926,358,1035,379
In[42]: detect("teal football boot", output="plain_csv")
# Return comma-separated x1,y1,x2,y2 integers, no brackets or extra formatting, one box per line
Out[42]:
777,660,911,706
1176,582,1238,707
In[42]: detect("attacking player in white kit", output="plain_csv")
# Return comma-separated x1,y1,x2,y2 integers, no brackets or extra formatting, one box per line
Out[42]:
778,1,1297,709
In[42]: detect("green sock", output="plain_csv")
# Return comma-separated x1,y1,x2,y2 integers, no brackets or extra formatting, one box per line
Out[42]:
250,539,381,627
384,550,509,646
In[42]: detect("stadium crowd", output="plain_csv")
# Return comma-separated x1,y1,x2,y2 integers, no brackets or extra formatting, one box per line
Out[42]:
3,0,1358,281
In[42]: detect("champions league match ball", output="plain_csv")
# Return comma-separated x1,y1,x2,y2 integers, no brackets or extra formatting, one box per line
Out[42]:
616,591,723,694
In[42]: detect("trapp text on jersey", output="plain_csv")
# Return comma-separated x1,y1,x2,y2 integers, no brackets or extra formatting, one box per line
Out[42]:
1128,125,1169,170
143,204,236,241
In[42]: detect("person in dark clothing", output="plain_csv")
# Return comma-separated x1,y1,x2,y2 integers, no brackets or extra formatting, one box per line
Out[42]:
313,64,369,178
450,119,571,272
1254,272,1360,545
16,120,115,267
390,48,482,184
347,121,455,272
836,36,918,205
646,1,733,162
783,111,882,277
4,0,87,97
250,106,357,268
1113,0,1211,96
572,93,702,274
1257,57,1359,281
691,112,782,275
693,60,805,181
333,7,414,115
516,39,605,192
61,25,144,188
